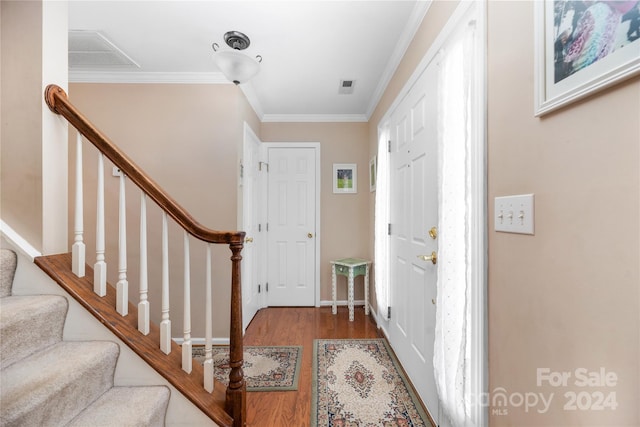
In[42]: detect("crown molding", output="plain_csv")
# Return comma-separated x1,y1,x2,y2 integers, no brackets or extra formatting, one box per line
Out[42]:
239,83,369,123
261,114,368,123
365,0,432,120
69,71,231,84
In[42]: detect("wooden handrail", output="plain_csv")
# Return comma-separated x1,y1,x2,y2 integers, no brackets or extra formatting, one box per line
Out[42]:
45,84,245,246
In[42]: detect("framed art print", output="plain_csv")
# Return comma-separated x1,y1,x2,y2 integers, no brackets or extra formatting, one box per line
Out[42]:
333,163,357,194
534,0,640,116
369,156,377,192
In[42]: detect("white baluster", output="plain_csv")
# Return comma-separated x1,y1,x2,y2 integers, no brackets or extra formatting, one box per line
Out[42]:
72,132,85,277
94,153,107,296
182,230,192,373
138,193,149,335
204,243,213,392
160,212,171,354
116,173,128,316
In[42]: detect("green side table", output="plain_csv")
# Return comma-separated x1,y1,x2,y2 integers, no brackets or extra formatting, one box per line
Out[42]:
330,258,371,321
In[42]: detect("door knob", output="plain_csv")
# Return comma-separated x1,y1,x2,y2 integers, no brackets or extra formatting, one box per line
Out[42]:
417,251,437,264
245,237,253,243
307,233,314,239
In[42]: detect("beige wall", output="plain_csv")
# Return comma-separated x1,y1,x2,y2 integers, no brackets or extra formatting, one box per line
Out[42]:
260,122,370,301
368,1,460,129
68,83,257,338
1,1,44,249
487,2,639,425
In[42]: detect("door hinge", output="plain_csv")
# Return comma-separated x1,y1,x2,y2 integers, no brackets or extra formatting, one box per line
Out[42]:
266,223,269,232
388,140,392,153
258,224,262,232
388,223,391,235
387,306,391,319
258,284,261,293
266,282,269,292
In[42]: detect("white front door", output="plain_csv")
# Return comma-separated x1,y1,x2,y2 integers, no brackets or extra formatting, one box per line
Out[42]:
388,58,439,423
266,146,317,306
241,124,263,330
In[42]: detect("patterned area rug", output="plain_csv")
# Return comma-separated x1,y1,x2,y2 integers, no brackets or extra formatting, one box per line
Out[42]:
312,339,429,426
193,345,302,391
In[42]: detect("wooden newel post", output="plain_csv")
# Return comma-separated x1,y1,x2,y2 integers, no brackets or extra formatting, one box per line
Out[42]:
226,241,246,426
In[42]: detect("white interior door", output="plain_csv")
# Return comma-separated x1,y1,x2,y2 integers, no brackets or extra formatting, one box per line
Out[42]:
241,124,263,330
388,59,439,423
266,146,317,306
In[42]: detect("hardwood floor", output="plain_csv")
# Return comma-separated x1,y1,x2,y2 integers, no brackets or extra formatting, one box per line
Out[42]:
242,306,381,426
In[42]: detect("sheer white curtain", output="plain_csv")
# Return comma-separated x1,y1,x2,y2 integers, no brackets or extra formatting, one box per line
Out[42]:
433,14,475,427
374,129,390,320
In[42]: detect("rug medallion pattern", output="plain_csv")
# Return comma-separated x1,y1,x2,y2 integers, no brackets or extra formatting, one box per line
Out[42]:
313,339,429,426
193,345,302,391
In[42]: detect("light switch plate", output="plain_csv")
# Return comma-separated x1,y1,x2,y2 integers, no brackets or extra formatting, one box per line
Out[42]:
494,194,534,235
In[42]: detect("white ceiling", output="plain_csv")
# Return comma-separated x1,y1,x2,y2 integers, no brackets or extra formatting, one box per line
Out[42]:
68,1,430,122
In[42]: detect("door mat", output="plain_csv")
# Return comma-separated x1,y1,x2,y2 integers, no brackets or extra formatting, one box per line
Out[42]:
193,345,302,391
312,338,430,426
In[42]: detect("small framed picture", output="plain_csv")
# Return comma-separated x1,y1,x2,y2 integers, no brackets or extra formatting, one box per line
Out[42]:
333,163,357,194
369,156,377,192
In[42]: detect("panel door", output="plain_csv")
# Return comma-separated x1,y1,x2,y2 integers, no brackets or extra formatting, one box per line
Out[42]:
388,59,440,423
267,147,316,306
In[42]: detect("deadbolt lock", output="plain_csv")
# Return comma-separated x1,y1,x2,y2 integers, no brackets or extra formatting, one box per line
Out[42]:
429,227,437,239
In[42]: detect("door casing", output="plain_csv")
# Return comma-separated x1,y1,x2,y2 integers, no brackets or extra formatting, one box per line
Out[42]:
240,123,266,330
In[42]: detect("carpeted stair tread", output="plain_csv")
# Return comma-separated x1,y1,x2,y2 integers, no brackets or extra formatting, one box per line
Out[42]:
0,295,68,368
0,340,119,427
66,386,170,427
0,249,171,425
0,249,17,297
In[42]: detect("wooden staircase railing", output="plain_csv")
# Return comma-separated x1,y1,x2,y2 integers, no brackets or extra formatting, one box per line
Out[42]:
44,84,246,427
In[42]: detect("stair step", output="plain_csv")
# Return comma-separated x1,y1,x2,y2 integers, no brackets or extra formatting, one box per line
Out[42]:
66,386,170,427
0,295,68,368
0,249,17,297
0,340,119,427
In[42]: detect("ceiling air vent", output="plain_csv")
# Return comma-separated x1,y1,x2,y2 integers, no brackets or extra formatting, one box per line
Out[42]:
338,79,355,95
69,30,139,69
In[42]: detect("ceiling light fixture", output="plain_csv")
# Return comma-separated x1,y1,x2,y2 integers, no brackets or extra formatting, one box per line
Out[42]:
212,31,262,85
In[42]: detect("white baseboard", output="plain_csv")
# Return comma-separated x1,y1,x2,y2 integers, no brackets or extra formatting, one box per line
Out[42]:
321,300,380,329
369,304,380,326
172,337,230,346
319,299,366,307
0,220,42,261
